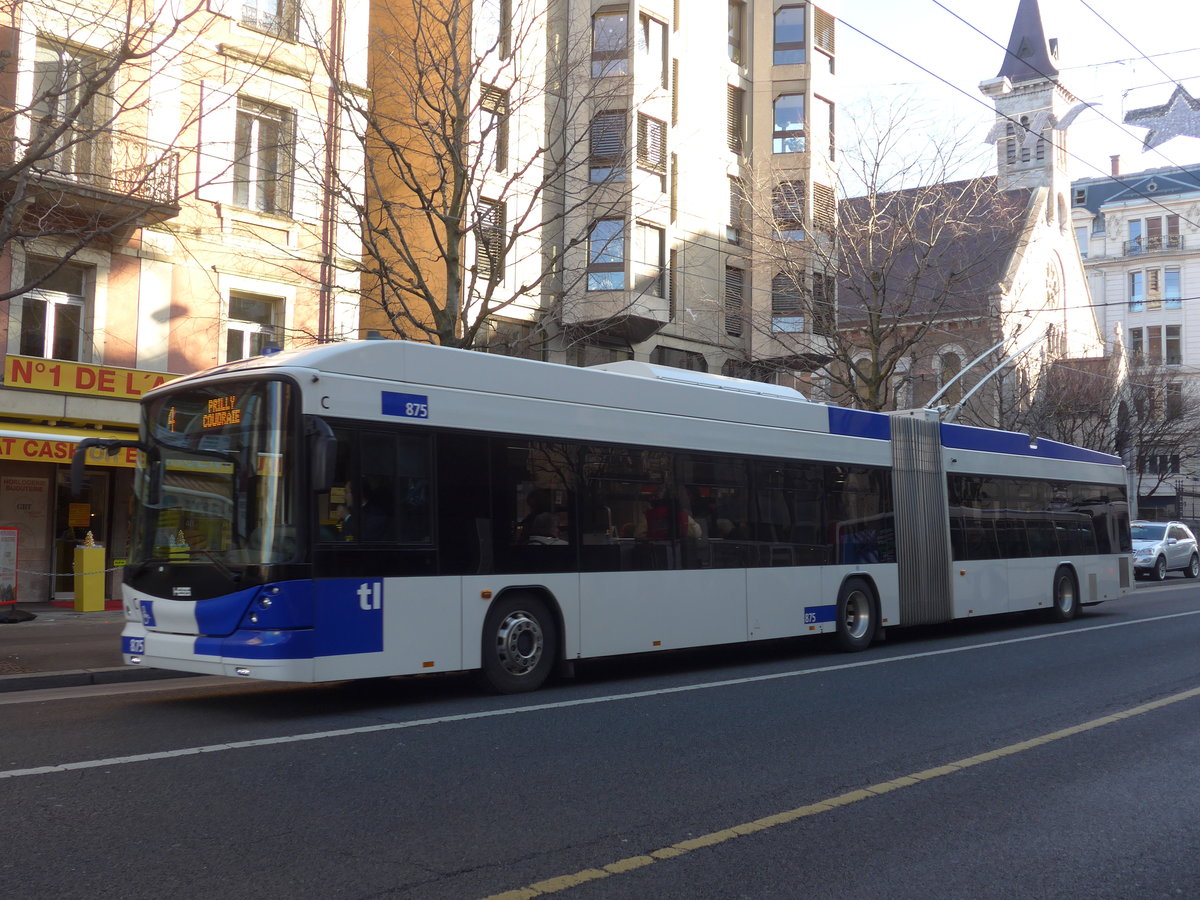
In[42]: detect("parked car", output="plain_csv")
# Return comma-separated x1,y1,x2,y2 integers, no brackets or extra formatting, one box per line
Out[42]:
1131,521,1200,580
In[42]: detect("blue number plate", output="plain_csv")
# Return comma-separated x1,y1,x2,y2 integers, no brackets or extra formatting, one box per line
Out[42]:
381,392,430,419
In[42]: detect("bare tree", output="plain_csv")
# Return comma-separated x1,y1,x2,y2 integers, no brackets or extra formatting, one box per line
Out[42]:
1011,354,1200,499
313,0,650,351
0,0,215,303
735,97,1030,412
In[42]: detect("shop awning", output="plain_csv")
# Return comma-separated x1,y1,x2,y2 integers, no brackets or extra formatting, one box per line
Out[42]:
0,423,139,468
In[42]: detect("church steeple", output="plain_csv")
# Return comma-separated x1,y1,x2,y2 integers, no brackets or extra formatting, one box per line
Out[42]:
996,0,1059,84
983,0,1074,198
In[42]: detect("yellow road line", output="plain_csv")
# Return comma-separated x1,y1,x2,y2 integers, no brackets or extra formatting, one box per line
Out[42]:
485,684,1200,900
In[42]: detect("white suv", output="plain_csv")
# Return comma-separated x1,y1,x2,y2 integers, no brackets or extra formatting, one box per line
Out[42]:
1131,521,1200,581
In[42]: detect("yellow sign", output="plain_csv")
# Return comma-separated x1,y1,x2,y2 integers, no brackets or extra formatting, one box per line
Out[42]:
5,355,176,400
68,503,92,527
0,436,138,468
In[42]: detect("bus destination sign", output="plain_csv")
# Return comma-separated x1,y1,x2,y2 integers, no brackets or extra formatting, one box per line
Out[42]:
202,395,242,429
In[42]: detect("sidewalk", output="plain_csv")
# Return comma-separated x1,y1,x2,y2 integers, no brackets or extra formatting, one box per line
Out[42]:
0,602,191,692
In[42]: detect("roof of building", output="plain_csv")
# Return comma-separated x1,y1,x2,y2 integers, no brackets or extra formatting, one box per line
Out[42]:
996,0,1060,84
1071,164,1200,215
837,177,1034,324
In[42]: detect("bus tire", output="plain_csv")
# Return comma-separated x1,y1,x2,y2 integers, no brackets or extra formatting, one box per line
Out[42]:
834,577,877,652
480,594,558,694
1049,566,1079,622
1187,555,1199,579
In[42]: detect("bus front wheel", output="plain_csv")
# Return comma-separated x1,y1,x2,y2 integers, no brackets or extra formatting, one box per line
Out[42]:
834,578,877,652
1048,566,1079,622
480,594,558,694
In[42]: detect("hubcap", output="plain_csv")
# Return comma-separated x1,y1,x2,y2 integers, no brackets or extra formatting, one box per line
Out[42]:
495,610,543,677
843,590,871,641
1057,577,1075,613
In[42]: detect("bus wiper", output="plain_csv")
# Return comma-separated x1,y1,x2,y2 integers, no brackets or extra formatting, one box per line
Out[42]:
186,546,241,583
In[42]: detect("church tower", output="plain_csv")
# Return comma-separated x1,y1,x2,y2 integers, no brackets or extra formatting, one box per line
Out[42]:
980,0,1077,217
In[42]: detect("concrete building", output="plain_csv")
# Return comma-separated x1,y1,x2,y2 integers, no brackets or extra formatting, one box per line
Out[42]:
359,0,839,380
0,0,366,602
1072,161,1200,517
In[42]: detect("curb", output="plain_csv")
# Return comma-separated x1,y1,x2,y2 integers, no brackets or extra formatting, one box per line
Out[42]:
0,666,199,693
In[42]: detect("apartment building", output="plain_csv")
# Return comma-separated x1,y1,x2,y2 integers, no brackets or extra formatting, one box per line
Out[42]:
1072,162,1200,516
0,0,366,602
359,0,838,380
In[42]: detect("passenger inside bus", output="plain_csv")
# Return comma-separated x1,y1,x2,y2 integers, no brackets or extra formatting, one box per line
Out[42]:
518,489,566,545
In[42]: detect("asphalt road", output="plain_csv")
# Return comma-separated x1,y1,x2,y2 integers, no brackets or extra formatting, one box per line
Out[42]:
2,580,1198,899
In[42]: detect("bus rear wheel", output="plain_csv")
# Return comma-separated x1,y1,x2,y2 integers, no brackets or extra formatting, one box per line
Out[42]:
834,578,877,652
480,594,558,694
1048,566,1079,622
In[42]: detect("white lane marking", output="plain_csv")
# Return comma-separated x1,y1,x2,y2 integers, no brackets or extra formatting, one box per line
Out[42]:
2,609,1198,780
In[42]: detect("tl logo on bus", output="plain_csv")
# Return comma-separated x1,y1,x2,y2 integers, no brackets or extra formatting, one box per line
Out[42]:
357,582,383,611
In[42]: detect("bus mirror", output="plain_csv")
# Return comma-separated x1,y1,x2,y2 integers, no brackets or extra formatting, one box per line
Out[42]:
71,438,146,498
306,416,337,492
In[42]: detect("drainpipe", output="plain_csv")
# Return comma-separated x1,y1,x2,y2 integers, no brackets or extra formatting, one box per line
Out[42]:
318,0,345,342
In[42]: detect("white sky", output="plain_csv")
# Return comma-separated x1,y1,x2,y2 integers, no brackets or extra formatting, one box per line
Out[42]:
833,0,1200,183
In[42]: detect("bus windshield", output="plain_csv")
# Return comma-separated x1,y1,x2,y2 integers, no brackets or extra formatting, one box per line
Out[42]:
129,379,298,570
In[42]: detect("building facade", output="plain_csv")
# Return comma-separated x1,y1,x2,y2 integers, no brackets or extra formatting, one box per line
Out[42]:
0,0,366,602
359,0,839,380
1072,162,1200,517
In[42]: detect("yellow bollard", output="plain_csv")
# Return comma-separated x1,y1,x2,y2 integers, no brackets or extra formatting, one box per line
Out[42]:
73,545,106,612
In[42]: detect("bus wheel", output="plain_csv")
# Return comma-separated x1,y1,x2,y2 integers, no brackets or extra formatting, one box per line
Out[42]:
1049,566,1079,622
481,595,558,694
834,578,877,652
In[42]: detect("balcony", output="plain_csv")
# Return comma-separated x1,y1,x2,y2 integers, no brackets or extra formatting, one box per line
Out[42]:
560,289,670,344
1124,235,1185,256
2,122,181,231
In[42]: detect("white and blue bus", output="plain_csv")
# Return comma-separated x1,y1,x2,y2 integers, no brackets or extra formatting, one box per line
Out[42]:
79,341,1132,693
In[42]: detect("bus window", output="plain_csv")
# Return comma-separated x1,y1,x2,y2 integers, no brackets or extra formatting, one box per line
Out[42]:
497,441,576,573
679,454,749,569
316,427,431,544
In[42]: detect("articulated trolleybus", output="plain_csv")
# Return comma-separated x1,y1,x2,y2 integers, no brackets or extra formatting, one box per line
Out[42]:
83,341,1132,693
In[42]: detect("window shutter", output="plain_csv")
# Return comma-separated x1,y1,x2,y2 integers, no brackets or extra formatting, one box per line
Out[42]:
812,183,835,233
726,85,743,152
476,200,506,282
771,272,802,314
335,107,366,255
814,8,835,54
724,266,744,337
772,180,805,223
481,85,509,171
637,113,665,173
591,111,625,160
341,0,369,84
291,108,325,223
197,81,237,204
671,58,679,125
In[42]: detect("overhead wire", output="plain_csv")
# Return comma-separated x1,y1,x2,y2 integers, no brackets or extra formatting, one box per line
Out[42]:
928,0,1200,192
838,12,1200,229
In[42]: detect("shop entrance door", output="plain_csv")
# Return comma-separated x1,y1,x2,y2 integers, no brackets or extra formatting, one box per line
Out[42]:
52,469,109,601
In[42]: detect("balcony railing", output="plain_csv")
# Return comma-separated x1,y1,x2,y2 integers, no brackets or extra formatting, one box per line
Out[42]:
3,122,183,227
1124,235,1185,255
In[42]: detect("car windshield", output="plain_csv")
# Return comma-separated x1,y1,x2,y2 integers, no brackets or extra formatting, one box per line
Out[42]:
1131,523,1166,541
